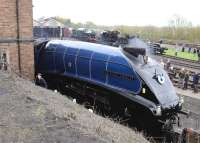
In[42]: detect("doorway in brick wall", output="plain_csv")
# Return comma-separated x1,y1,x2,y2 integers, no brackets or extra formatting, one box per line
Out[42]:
0,48,8,70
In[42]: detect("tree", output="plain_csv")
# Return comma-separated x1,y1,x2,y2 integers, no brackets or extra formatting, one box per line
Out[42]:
168,15,192,40
168,14,192,28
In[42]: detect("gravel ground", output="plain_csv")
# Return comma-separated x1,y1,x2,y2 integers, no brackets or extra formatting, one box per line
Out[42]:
175,88,200,132
0,71,148,143
180,95,200,132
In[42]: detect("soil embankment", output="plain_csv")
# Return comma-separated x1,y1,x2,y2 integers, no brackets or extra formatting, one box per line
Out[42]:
0,72,148,143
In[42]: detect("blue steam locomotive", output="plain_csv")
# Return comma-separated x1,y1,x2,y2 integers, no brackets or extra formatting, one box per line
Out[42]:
34,39,184,131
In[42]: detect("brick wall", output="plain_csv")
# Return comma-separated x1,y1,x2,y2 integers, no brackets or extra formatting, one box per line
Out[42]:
0,0,34,80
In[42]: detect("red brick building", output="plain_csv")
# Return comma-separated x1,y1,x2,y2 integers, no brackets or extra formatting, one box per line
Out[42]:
0,0,34,80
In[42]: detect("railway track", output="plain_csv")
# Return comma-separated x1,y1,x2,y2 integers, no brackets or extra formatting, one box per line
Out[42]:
155,55,200,71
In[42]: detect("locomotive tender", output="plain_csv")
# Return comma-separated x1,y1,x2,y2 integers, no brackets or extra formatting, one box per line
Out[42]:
34,39,184,130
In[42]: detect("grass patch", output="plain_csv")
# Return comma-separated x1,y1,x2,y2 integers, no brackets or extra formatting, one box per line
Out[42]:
164,48,198,61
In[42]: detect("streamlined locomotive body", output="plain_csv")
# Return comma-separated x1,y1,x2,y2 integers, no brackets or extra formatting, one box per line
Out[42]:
34,40,184,131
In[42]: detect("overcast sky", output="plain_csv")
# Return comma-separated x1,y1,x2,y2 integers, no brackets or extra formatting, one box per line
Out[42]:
33,0,200,26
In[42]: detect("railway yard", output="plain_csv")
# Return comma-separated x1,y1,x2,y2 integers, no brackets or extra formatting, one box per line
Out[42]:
1,26,200,142
0,33,199,141
0,69,199,143
0,41,199,143
0,60,200,143
1,0,200,142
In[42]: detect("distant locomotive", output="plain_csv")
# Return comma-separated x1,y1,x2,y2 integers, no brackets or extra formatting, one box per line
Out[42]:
34,40,184,132
99,30,129,47
150,43,168,55
71,28,97,43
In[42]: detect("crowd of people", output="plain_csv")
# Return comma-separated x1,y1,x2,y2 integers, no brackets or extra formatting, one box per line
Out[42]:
162,59,199,93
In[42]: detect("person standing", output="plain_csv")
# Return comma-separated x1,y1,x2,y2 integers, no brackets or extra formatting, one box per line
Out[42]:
193,48,197,55
168,66,175,79
166,59,171,71
179,68,185,89
183,71,189,90
197,49,200,62
175,43,178,56
181,45,185,52
160,59,165,69
193,72,199,93
188,47,192,53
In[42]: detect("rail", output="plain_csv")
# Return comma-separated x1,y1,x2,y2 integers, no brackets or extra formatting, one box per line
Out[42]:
156,54,200,71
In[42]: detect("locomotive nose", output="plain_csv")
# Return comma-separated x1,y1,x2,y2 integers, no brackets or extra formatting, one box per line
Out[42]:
135,59,180,110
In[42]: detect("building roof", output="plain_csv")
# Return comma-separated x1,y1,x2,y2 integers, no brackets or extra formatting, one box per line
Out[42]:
34,17,65,27
33,20,41,26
